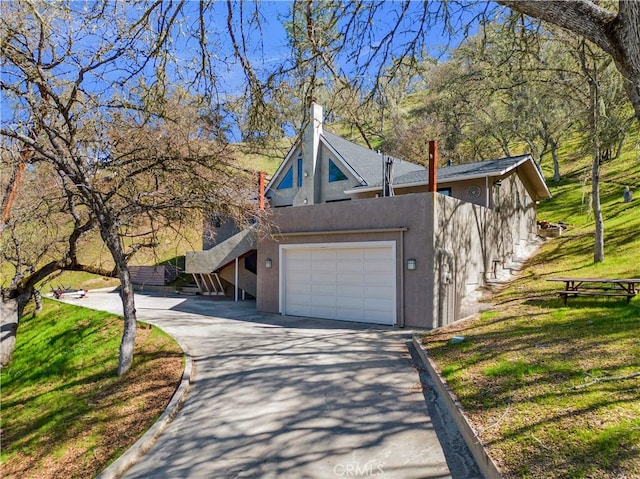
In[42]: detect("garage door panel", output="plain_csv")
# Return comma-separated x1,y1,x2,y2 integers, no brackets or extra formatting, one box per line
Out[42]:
364,285,392,298
311,261,337,272
337,272,365,284
336,285,364,298
286,251,311,266
365,297,394,310
336,264,364,274
288,283,312,295
363,310,393,324
283,243,395,325
364,275,394,287
312,304,338,319
336,248,361,259
312,250,337,262
310,298,336,310
312,283,336,295
364,259,393,273
364,247,388,258
288,304,311,316
311,272,337,284
337,307,365,321
287,296,311,314
336,295,364,309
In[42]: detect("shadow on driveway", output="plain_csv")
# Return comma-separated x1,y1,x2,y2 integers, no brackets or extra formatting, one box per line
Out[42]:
76,291,481,478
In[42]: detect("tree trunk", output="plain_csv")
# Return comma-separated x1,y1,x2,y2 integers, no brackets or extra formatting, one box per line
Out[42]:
99,223,137,376
592,151,604,262
551,138,561,182
0,289,32,368
116,264,137,376
33,290,43,317
589,57,605,263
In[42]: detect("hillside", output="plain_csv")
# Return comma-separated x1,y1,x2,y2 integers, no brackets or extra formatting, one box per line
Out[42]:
421,125,640,478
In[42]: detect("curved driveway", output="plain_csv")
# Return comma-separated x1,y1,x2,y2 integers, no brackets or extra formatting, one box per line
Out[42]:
73,291,467,479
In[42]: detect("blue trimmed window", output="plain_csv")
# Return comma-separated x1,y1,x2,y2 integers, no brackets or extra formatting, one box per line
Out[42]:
328,159,348,182
277,166,293,189
297,155,303,187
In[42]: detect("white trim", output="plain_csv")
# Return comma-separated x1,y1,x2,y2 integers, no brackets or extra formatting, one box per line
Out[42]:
265,143,302,194
279,240,397,325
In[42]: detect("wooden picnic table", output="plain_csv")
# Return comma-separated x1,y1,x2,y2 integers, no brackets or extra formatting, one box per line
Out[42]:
547,277,640,305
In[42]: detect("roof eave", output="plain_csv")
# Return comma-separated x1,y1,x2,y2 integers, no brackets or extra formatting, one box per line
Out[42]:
265,142,300,194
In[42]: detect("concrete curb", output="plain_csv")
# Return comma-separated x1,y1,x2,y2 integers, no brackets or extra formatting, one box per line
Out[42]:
95,328,193,479
412,335,503,479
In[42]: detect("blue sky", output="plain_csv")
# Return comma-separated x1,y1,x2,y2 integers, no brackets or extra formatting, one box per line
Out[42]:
1,1,490,140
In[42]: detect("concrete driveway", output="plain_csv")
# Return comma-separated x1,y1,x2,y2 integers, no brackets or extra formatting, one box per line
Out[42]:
68,292,479,479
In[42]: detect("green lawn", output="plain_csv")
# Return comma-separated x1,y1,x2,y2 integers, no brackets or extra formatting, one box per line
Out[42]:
0,299,183,479
422,129,640,478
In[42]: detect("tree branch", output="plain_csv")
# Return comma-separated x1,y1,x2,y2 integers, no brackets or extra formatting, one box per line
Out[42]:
498,0,617,55
571,371,640,390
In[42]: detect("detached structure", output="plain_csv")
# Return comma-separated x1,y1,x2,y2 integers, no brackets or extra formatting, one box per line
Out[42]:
187,104,551,329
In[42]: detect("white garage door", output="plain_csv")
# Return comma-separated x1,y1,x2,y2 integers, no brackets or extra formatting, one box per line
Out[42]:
281,242,396,325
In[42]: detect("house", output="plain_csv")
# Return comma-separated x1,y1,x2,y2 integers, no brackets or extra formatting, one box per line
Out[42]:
186,104,551,328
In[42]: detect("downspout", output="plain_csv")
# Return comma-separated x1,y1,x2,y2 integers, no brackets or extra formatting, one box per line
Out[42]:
485,176,490,208
427,140,438,329
399,229,405,328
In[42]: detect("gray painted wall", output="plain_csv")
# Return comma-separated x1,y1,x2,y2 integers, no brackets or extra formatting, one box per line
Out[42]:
258,184,540,329
257,193,434,328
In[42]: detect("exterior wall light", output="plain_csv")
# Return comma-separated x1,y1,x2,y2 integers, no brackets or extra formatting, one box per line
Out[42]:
265,258,272,269
407,259,417,270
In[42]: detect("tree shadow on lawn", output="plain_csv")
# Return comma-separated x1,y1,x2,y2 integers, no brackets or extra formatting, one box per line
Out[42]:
424,297,640,477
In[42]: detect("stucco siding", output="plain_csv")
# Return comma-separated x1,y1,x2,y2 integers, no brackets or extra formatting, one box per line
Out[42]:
349,178,498,207
432,171,539,327
257,193,436,328
260,180,540,329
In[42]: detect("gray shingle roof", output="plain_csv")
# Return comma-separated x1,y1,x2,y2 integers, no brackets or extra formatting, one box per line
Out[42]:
366,154,533,187
321,131,425,186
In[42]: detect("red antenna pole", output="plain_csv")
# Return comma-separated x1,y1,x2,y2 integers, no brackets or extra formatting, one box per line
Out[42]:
428,140,438,193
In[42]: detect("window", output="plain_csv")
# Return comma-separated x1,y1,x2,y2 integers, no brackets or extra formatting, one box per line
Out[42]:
329,159,348,182
438,187,452,196
297,156,303,187
277,166,293,189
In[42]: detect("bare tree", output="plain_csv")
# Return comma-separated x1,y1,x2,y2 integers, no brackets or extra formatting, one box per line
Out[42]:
1,1,260,373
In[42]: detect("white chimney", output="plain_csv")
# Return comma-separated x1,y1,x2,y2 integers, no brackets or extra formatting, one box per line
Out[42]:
310,103,323,174
294,103,323,206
